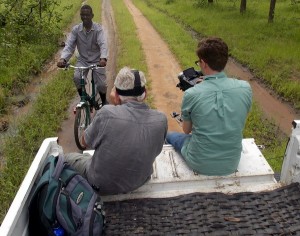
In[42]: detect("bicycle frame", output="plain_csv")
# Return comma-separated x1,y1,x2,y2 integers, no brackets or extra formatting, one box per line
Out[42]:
68,65,99,111
82,72,96,106
65,64,103,150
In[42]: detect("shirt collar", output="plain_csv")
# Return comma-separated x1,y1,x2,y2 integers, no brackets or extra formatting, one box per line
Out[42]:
203,71,227,81
79,22,95,32
123,101,149,110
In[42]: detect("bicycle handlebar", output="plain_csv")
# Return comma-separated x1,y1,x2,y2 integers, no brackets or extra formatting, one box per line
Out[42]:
60,64,105,70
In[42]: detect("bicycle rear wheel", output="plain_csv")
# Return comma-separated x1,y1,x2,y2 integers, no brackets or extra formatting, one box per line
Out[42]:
74,106,91,150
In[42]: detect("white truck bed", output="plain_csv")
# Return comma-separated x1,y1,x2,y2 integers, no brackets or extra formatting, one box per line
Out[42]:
103,139,279,202
0,137,281,236
1,120,300,235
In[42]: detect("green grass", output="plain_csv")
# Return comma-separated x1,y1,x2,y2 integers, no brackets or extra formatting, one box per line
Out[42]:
243,103,288,171
0,0,83,114
133,0,300,109
0,0,98,223
90,0,102,21
111,0,146,72
0,70,76,221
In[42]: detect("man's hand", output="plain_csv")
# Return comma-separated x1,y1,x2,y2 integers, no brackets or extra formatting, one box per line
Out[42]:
57,58,67,68
99,58,107,67
195,76,204,84
182,120,192,134
81,131,88,149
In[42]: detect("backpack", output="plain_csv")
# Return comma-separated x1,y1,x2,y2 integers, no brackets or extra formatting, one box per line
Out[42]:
28,154,105,236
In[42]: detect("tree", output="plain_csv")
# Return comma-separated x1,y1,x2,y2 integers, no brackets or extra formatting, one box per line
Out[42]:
0,0,63,44
268,0,276,23
240,0,247,14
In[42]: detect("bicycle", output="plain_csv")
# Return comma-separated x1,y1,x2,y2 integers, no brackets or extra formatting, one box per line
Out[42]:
64,64,104,150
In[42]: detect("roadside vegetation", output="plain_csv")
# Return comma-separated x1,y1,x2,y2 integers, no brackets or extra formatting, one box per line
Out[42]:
0,0,82,115
0,0,293,221
0,0,101,222
135,0,300,110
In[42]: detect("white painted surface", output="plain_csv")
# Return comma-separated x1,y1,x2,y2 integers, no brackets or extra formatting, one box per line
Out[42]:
0,135,289,235
280,120,300,184
102,139,280,202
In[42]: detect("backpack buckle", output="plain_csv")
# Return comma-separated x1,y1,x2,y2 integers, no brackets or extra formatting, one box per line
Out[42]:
92,184,100,191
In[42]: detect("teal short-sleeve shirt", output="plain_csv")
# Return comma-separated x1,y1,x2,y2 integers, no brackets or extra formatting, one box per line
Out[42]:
181,72,252,175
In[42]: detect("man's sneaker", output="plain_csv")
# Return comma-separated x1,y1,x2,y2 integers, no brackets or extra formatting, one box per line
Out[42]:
102,100,109,106
94,103,101,110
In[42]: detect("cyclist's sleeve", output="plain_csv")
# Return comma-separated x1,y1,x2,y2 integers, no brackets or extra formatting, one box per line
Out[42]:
61,25,78,61
97,25,109,59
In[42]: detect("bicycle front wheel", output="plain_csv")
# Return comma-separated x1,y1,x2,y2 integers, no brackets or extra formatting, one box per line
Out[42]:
74,106,91,150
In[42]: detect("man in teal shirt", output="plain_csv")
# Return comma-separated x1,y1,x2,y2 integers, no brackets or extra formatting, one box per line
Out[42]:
166,37,252,176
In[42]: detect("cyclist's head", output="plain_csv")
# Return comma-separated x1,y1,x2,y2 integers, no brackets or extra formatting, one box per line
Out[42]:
80,5,94,26
81,5,93,13
114,67,146,102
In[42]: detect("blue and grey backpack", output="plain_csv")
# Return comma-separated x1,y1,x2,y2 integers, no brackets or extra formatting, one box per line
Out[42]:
29,154,105,236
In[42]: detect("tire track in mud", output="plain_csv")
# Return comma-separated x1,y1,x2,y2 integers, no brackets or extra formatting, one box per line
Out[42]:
226,59,299,135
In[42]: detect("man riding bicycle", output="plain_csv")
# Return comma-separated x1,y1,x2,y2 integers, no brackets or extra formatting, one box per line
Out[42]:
57,4,109,106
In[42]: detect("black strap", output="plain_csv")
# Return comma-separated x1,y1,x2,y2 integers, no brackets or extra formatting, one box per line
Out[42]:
116,70,145,96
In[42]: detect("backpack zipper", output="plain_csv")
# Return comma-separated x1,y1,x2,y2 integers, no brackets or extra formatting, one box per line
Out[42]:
89,206,97,236
89,202,104,236
61,189,78,231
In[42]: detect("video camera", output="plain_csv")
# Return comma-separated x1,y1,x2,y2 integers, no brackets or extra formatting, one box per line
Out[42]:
176,67,203,91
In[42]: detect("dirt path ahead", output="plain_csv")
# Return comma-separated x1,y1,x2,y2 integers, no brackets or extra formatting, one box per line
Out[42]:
1,0,298,157
58,0,299,153
124,0,184,132
124,0,299,135
57,0,118,153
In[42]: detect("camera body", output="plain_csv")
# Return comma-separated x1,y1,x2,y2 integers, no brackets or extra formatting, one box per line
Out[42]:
176,67,203,91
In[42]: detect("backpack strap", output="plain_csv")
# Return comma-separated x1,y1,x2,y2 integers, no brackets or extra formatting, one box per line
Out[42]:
29,157,56,236
51,154,66,181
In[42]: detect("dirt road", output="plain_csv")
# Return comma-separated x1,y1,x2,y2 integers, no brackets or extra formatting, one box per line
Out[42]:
124,0,299,134
58,0,299,153
3,0,297,155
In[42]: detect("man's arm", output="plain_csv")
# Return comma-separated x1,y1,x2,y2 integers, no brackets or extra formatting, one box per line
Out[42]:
60,26,78,62
182,120,192,134
81,131,89,149
97,26,108,65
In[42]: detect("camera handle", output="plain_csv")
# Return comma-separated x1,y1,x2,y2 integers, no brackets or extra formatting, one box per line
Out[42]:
171,112,183,126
